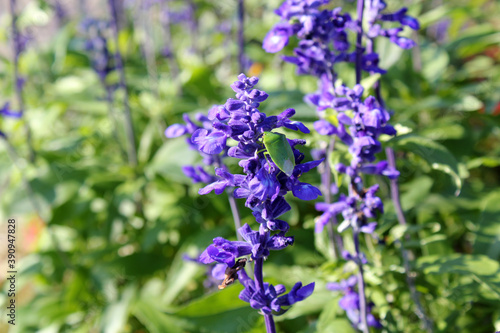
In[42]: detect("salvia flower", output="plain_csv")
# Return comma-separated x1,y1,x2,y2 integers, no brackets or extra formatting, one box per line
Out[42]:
165,112,222,183
327,276,382,330
81,19,115,82
266,0,421,330
195,74,319,322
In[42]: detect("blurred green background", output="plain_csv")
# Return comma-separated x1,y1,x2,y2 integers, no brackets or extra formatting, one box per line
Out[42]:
0,0,499,332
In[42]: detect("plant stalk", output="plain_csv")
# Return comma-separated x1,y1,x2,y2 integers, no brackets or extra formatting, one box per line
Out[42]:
108,0,138,167
9,0,35,163
237,0,245,73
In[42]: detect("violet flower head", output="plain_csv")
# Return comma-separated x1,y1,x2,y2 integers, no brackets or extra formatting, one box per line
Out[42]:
195,74,318,319
314,84,398,234
365,0,420,49
327,276,382,330
165,112,221,184
81,19,115,82
195,74,322,230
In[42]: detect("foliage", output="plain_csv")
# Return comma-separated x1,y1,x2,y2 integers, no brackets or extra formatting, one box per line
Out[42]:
0,0,499,332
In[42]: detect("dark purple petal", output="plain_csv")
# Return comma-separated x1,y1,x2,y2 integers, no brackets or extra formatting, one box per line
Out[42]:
165,123,188,138
292,182,322,200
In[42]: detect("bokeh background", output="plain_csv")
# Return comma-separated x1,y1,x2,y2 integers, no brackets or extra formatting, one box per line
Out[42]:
0,0,499,332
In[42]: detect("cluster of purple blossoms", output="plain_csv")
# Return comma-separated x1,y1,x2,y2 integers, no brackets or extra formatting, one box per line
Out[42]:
327,276,382,330
365,0,420,49
263,0,419,109
165,112,220,184
313,84,399,234
189,74,319,320
264,0,420,330
81,19,116,83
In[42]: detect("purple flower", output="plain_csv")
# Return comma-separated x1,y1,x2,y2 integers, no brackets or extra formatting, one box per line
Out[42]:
263,22,293,53
238,275,315,315
198,168,244,195
0,103,22,119
327,276,382,330
193,75,320,319
199,237,252,268
192,129,227,155
165,123,188,138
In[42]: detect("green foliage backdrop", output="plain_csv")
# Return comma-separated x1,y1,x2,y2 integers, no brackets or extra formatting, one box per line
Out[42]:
0,0,499,332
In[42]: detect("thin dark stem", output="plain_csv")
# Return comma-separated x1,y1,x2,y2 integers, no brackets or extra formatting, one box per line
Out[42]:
103,83,128,162
386,148,406,226
160,0,180,83
254,230,276,333
264,314,277,333
355,0,365,84
139,3,159,97
386,147,434,333
353,230,369,333
322,138,343,259
186,0,198,53
237,0,245,73
227,191,242,241
353,2,369,331
9,0,35,163
108,0,138,167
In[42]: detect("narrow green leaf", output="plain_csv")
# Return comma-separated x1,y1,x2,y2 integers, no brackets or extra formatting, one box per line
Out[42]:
391,135,462,195
417,254,500,296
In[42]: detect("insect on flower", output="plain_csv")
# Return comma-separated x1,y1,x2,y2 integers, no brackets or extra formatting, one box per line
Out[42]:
218,258,247,290
262,132,296,177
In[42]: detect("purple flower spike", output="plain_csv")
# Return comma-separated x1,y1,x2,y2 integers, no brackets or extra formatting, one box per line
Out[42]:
190,75,321,321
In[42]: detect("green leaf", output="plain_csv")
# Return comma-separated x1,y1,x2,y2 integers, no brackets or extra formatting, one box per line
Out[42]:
391,135,462,195
466,157,500,169
162,244,204,305
147,137,198,182
132,299,193,333
175,284,248,317
360,73,382,94
101,285,135,333
174,286,260,333
263,132,295,176
417,254,500,297
474,191,500,259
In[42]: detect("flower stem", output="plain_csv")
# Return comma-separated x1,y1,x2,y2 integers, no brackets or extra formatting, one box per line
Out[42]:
355,0,365,84
9,0,35,163
160,0,180,86
237,0,245,73
322,138,343,259
353,230,369,333
353,2,369,331
386,147,434,333
102,80,128,162
108,0,138,167
264,314,277,333
228,190,243,241
254,234,276,333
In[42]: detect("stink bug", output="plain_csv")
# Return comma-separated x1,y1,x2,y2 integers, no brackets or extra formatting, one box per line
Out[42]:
262,132,296,177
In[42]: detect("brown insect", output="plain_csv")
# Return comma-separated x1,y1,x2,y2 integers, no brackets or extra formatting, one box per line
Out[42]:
218,258,247,290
